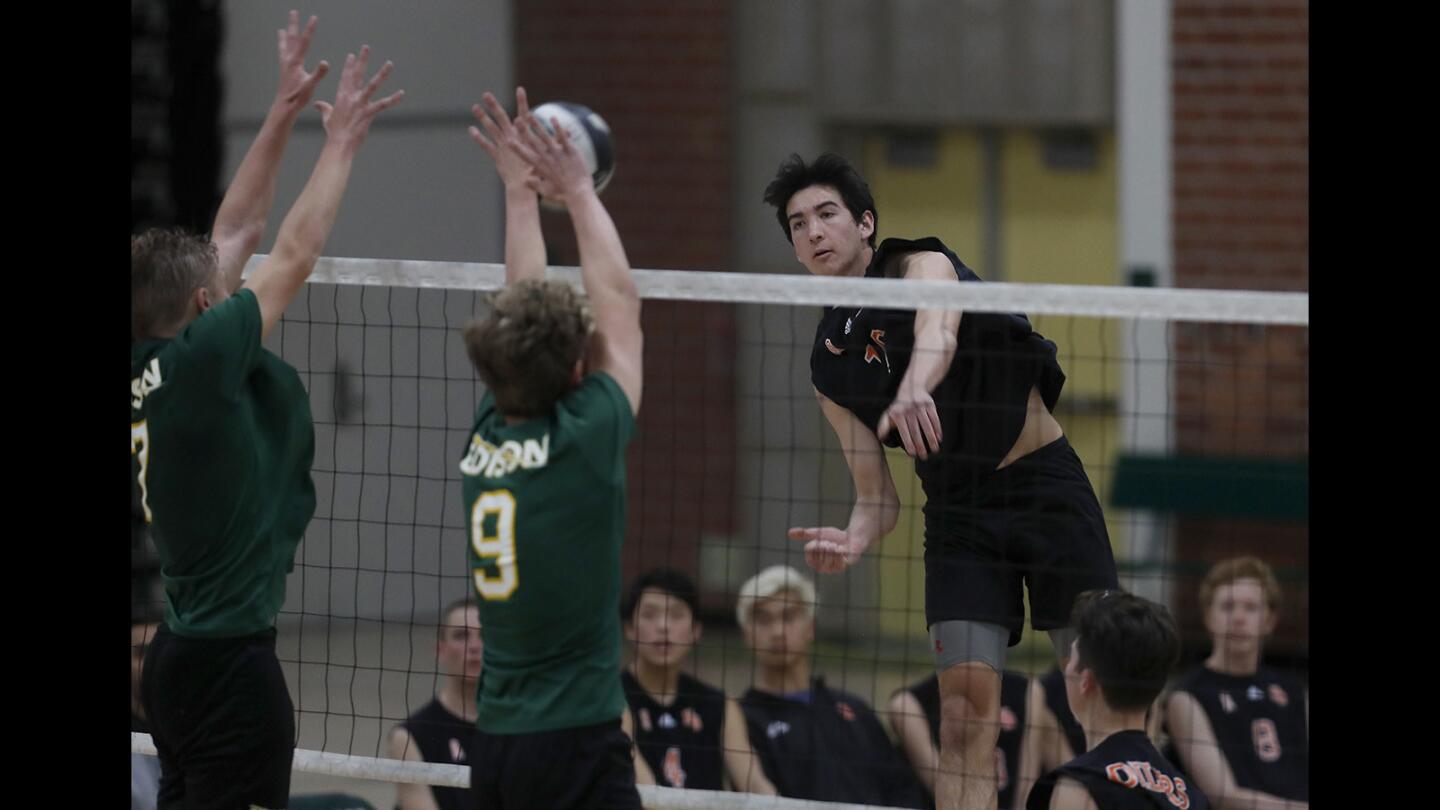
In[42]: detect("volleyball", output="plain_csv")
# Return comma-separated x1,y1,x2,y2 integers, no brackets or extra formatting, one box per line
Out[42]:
531,101,615,201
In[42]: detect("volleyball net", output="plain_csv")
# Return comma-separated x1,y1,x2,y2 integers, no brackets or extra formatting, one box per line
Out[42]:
132,255,1307,808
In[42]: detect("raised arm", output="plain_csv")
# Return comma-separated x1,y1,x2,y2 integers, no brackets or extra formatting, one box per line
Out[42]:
789,389,901,573
243,44,404,339
468,87,548,284
877,252,962,460
722,697,777,795
517,113,642,414
1166,691,1309,810
211,10,330,293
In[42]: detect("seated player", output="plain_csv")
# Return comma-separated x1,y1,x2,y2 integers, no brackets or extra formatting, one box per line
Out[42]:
387,599,481,810
1028,590,1207,810
621,568,776,795
889,669,1030,809
735,565,927,808
1165,557,1308,810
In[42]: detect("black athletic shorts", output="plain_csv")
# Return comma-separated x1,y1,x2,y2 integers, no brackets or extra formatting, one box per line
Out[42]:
472,718,642,810
923,436,1119,646
141,625,295,810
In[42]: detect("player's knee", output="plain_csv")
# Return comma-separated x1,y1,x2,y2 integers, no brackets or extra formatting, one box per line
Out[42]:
937,675,1000,749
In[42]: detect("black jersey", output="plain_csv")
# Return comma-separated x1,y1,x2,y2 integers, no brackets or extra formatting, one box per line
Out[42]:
903,671,1029,809
1028,730,1209,810
397,699,474,810
1041,666,1089,758
741,677,928,808
1170,666,1308,802
809,236,1065,490
621,670,727,790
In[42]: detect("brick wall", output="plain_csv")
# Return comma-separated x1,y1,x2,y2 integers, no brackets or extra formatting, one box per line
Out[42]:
1171,0,1308,657
515,1,737,583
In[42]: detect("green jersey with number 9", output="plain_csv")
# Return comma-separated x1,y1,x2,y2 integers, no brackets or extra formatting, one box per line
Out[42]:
460,371,635,734
130,289,316,638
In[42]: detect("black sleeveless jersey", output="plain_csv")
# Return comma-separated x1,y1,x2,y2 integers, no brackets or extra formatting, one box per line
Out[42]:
1170,666,1308,801
1028,730,1209,810
809,236,1065,502
903,671,1029,809
1041,666,1089,758
397,699,473,810
622,670,727,790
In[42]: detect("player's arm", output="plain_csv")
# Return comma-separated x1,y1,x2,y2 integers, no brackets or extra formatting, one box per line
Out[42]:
1018,679,1062,809
1166,690,1308,810
517,110,642,414
876,251,962,460
468,87,547,284
620,706,657,785
211,11,330,293
722,697,777,795
243,45,404,340
1048,776,1100,810
386,727,442,810
789,389,900,573
886,689,939,795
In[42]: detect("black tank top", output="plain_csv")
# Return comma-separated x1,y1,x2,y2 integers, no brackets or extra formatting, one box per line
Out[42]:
809,237,1065,504
1041,666,1089,758
904,671,1029,809
1170,666,1308,801
397,698,473,810
1028,730,1210,810
622,670,728,790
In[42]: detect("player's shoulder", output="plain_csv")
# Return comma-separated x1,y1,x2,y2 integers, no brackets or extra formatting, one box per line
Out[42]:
678,672,726,702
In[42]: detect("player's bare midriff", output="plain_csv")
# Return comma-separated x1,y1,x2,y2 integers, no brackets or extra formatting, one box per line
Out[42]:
996,385,1064,470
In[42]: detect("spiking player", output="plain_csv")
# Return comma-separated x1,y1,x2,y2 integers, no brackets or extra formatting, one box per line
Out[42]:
765,152,1119,810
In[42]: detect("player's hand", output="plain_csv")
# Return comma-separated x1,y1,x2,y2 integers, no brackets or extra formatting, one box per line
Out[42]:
469,88,554,194
788,526,867,574
877,387,942,460
515,110,594,202
314,45,404,152
274,11,329,112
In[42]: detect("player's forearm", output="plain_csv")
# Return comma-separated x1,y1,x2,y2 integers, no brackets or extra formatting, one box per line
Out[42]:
567,187,638,313
1214,789,1306,810
269,142,357,271
503,186,546,284
845,494,898,552
901,310,958,394
212,102,304,283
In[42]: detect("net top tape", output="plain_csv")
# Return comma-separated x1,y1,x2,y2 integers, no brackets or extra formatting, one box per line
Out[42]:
245,255,1308,326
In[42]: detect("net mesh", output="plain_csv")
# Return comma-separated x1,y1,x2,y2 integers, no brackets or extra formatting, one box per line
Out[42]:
133,256,1308,809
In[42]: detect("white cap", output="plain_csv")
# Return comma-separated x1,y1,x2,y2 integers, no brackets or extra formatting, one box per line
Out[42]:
735,565,817,630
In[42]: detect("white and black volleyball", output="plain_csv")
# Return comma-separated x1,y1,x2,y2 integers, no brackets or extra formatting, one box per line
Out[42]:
531,101,616,199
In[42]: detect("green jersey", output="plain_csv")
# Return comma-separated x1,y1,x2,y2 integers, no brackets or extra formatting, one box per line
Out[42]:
460,371,635,734
130,289,315,638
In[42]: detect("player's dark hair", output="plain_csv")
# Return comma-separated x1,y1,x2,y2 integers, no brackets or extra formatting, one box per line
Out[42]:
1070,589,1180,712
763,153,878,248
438,598,475,640
464,279,593,419
131,227,220,340
622,567,699,623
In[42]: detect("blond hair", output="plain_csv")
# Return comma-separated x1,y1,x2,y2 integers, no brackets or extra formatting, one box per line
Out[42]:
1199,556,1282,614
464,279,593,417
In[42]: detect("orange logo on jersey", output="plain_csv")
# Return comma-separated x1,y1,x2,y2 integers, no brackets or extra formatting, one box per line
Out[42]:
1104,761,1191,809
449,738,466,762
863,329,890,371
681,707,704,732
994,747,1009,792
1268,684,1289,707
1000,707,1017,733
836,701,857,722
663,746,686,788
825,338,845,355
638,707,652,732
1219,692,1237,714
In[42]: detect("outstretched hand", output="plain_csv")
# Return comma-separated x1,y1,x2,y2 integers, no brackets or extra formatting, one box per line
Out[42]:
469,87,558,197
514,110,594,203
877,387,942,460
314,45,405,151
275,11,329,111
788,526,866,574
